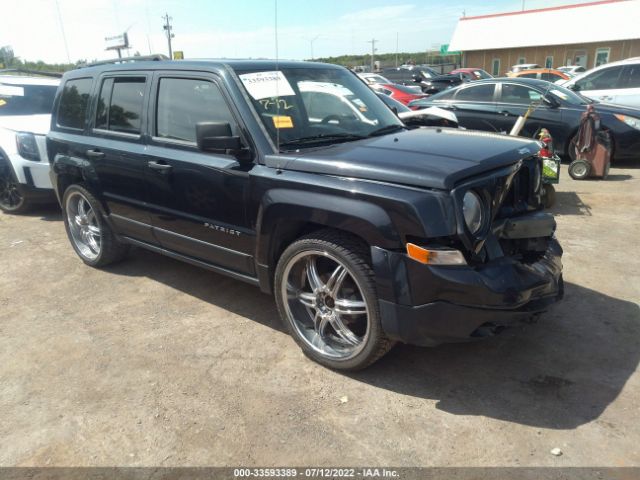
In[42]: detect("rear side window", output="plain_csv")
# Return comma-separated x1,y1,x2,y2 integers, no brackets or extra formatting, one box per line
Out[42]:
156,77,236,142
95,77,146,134
540,73,560,81
575,66,623,91
57,78,92,129
455,84,495,102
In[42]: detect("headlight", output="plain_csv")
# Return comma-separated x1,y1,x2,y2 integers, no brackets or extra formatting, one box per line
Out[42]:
463,190,484,234
614,114,640,130
16,132,40,161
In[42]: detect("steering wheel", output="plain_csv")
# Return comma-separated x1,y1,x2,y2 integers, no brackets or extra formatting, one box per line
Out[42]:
320,114,343,125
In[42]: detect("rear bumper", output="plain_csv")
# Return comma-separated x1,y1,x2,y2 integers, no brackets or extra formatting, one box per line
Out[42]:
372,237,563,346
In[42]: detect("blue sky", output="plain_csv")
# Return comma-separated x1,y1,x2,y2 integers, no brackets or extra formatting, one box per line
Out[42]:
2,0,591,63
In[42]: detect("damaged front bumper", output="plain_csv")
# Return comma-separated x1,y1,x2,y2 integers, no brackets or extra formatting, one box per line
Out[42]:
372,213,564,346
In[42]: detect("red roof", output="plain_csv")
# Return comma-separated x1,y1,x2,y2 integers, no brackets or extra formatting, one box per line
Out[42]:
462,0,628,21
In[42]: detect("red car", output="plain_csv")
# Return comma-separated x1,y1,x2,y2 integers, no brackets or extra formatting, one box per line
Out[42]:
450,68,493,80
371,83,428,106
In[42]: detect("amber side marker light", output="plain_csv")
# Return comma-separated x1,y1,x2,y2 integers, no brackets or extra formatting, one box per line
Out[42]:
406,243,467,266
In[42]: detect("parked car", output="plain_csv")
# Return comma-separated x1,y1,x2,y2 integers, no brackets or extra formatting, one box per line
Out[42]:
382,65,463,94
408,77,640,161
509,63,540,74
561,57,640,108
508,68,570,82
370,83,428,105
376,92,460,128
450,68,493,80
557,65,586,77
357,73,392,86
48,59,563,370
0,74,59,213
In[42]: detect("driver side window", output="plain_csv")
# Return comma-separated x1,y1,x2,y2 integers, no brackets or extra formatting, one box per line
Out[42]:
575,66,624,91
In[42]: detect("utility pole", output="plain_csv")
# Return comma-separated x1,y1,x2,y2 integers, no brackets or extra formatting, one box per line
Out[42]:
162,13,175,59
395,32,399,68
310,34,320,61
367,38,377,72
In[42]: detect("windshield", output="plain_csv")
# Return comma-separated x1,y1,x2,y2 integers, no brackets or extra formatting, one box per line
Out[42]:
0,83,57,116
546,84,593,105
235,67,403,150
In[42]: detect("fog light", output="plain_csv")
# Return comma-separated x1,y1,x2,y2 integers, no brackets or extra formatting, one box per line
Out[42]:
406,243,467,265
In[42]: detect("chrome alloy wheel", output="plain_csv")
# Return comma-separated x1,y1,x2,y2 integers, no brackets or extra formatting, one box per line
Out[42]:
66,192,102,260
281,250,370,360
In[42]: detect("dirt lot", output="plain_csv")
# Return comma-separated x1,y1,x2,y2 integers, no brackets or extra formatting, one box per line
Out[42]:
1,163,639,467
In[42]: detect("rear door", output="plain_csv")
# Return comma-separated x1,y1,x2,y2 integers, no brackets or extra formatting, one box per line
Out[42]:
143,71,255,275
442,83,499,131
616,64,640,108
88,72,156,243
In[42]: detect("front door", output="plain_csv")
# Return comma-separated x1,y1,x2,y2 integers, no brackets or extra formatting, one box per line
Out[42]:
144,73,255,275
492,83,565,147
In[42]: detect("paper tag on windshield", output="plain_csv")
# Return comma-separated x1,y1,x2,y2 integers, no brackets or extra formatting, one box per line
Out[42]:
0,85,25,97
239,71,295,100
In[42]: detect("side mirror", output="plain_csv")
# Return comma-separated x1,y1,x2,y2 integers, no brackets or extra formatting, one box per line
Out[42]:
196,122,242,152
542,95,559,108
568,83,580,92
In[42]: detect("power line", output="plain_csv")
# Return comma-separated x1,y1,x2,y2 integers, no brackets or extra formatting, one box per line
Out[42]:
54,0,71,63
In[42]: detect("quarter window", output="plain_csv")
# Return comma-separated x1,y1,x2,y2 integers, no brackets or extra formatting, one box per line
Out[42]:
95,77,146,134
156,77,236,143
57,78,92,129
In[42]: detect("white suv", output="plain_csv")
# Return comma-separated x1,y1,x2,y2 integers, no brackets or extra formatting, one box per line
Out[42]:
0,74,59,213
562,57,640,108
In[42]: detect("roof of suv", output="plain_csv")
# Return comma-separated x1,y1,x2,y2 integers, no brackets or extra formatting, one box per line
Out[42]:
66,59,341,79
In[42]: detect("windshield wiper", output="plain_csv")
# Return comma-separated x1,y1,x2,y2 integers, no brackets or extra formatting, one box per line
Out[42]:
367,124,406,137
279,133,366,148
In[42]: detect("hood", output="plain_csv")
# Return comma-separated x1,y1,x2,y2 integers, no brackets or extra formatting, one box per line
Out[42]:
0,114,51,135
267,128,540,190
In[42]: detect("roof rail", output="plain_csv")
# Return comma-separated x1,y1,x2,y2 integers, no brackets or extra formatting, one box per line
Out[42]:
0,68,63,78
77,54,169,68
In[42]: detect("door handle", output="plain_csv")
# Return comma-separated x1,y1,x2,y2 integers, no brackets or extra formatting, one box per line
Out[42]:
86,149,105,159
147,160,173,173
499,110,512,116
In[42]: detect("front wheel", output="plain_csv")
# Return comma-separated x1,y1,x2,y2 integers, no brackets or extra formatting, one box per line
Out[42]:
62,184,129,267
0,161,30,214
274,230,393,371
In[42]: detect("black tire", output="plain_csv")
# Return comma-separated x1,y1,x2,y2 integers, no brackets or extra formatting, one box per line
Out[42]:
542,184,556,209
0,159,32,214
274,229,394,371
567,133,578,162
569,159,591,180
62,184,129,267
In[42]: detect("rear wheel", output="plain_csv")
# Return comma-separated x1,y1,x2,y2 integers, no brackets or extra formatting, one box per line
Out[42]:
0,160,30,214
62,184,129,267
274,230,393,370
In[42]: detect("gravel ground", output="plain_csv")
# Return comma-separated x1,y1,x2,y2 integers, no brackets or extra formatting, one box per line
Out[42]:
0,163,639,467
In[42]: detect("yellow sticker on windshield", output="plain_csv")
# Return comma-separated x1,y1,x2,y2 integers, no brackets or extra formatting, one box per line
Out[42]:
273,115,294,129
0,99,6,107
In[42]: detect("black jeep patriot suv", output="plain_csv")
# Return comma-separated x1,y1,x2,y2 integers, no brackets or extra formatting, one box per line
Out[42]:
47,59,563,370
